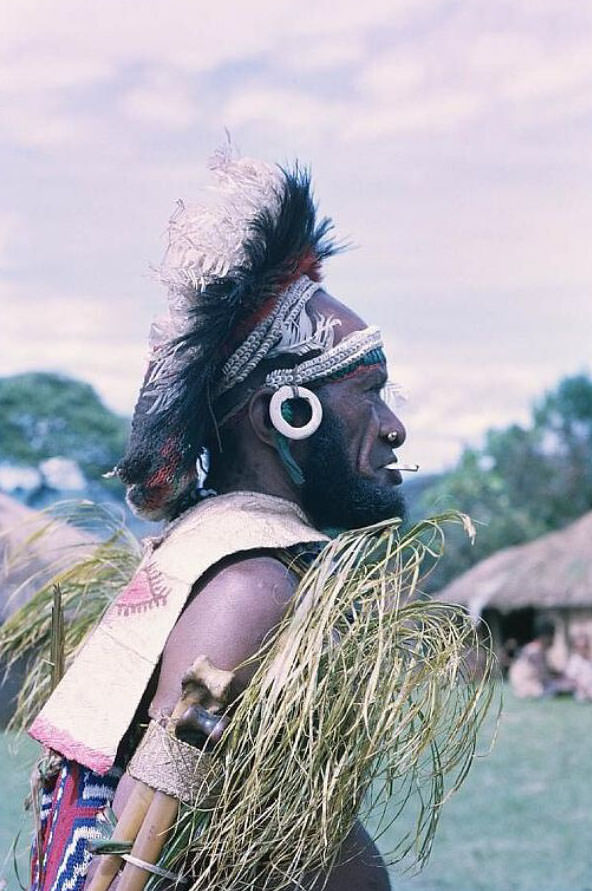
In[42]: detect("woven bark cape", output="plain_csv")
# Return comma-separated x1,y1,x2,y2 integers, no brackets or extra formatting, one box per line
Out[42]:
27,493,328,773
136,512,497,891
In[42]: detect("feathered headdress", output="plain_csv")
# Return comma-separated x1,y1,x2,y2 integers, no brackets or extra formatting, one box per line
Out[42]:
116,149,340,521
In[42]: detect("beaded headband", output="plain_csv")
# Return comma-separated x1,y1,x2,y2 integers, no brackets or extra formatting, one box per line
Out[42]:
265,323,383,389
219,274,383,395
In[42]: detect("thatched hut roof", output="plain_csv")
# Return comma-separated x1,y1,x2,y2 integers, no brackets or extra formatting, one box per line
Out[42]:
437,512,592,615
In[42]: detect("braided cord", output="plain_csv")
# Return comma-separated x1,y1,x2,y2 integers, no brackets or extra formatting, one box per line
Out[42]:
322,347,387,381
218,277,320,393
265,326,383,389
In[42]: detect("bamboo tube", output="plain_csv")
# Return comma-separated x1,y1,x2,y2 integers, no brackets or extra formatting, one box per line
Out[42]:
115,791,179,890
85,782,155,891
115,656,234,891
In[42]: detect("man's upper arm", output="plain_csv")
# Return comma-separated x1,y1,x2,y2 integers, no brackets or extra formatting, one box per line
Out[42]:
149,554,297,718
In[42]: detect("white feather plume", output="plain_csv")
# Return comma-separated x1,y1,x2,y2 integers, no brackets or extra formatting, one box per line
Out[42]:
161,149,282,295
150,147,283,355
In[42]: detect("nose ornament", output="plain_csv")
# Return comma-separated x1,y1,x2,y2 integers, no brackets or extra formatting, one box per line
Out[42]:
384,430,419,472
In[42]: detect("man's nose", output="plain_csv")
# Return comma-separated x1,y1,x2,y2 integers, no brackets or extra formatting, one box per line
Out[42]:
382,409,406,447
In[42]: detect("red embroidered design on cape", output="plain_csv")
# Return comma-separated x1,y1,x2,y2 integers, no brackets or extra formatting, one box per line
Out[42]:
114,563,169,615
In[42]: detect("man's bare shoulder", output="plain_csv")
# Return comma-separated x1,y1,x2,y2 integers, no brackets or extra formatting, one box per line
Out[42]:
192,552,298,618
151,553,299,716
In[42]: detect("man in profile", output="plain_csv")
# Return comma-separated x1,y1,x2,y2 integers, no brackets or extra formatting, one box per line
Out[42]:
31,151,416,890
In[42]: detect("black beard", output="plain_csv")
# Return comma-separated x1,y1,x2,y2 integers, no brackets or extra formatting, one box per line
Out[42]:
300,410,406,531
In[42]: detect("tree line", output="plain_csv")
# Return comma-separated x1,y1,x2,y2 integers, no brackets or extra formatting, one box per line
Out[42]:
0,372,128,487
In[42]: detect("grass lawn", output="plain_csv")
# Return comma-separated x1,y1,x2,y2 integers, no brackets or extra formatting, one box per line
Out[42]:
0,733,37,888
1,687,590,890
390,687,592,890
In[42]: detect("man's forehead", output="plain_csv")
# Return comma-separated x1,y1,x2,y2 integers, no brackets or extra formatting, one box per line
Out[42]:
308,289,367,343
339,357,388,386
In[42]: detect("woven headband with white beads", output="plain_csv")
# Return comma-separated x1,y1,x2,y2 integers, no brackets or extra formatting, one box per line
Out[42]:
218,275,383,394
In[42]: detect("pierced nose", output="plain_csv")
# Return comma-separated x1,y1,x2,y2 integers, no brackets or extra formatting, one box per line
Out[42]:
386,431,399,445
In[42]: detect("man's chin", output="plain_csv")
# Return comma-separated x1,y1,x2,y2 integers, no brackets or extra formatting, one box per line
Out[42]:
303,480,406,532
348,486,407,529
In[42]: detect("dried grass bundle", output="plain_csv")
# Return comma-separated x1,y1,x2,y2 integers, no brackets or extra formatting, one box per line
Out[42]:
0,501,141,732
149,512,497,890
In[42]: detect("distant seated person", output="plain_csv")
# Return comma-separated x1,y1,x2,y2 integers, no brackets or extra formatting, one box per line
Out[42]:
500,636,519,677
565,632,592,702
509,620,572,698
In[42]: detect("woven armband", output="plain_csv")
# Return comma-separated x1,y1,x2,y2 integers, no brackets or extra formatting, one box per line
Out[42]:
127,720,216,805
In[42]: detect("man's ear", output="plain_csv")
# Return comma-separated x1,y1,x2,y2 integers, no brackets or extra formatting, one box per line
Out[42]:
248,388,276,447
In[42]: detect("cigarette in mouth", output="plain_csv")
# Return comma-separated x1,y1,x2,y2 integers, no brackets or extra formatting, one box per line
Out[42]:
385,462,420,472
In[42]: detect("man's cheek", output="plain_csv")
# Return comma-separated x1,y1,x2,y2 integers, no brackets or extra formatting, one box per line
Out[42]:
356,413,381,475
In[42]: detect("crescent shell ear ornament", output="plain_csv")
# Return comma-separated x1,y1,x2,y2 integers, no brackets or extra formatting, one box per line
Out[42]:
269,386,323,440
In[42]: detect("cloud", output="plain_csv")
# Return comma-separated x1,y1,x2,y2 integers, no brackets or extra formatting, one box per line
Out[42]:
0,51,112,94
503,48,592,103
344,89,481,140
466,33,543,76
223,72,482,144
0,286,146,415
1,101,97,149
0,48,113,148
0,0,407,75
280,36,365,72
119,70,198,130
223,87,348,139
2,0,591,154
465,32,592,109
1,0,592,474
0,213,19,265
0,0,444,151
357,54,427,97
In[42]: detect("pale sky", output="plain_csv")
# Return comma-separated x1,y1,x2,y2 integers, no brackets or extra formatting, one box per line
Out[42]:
1,0,590,472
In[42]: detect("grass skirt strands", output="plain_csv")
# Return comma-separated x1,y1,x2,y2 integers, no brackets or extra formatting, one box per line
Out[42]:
147,512,497,891
6,494,328,769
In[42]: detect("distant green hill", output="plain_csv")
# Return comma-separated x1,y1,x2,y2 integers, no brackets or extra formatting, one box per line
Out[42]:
0,372,129,483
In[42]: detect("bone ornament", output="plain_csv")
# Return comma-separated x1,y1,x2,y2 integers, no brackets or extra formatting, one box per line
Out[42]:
269,385,323,440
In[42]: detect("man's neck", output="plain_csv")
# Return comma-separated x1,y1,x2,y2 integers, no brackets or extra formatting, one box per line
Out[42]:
209,468,303,509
